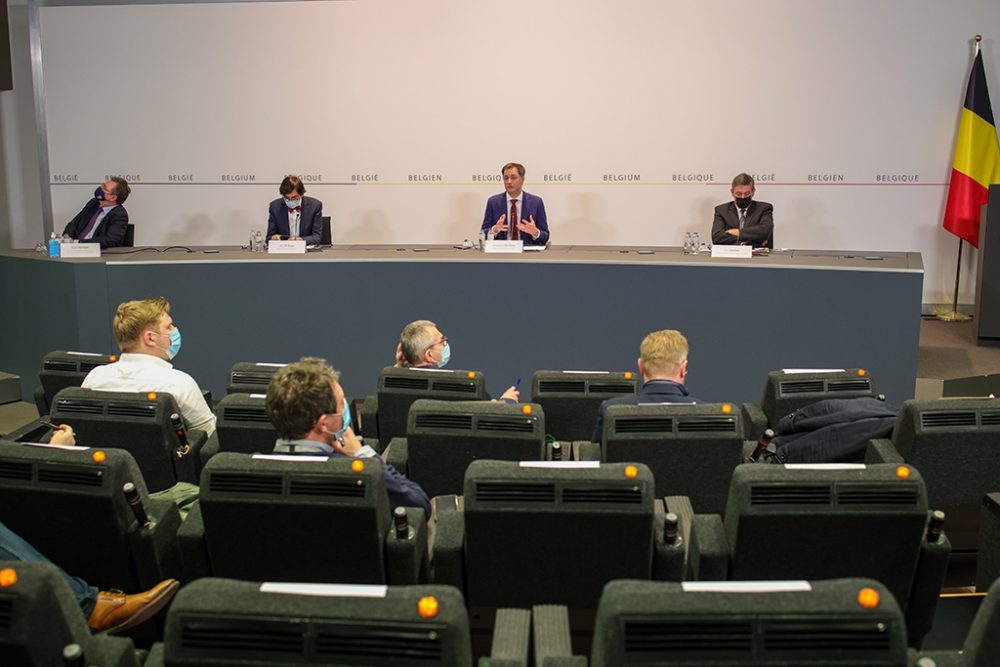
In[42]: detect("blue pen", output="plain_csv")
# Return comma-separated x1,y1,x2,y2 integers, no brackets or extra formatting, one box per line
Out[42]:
514,377,521,390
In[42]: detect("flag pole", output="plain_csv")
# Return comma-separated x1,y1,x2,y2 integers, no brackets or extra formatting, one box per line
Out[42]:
937,237,970,321
937,35,982,323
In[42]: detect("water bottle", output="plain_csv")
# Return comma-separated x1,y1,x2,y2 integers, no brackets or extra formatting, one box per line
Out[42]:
478,229,486,250
683,232,692,254
48,232,60,257
486,227,495,242
690,231,700,254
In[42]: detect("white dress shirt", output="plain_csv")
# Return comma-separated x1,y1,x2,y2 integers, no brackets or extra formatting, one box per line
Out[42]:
82,352,216,436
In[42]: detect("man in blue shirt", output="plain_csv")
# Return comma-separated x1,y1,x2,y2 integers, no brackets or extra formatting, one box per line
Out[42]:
591,329,703,443
266,357,431,518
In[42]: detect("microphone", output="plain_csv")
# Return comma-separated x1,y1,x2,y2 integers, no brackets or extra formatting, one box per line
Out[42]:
750,428,775,463
123,482,151,529
62,643,85,666
393,506,411,540
663,512,680,546
170,412,190,457
926,510,946,543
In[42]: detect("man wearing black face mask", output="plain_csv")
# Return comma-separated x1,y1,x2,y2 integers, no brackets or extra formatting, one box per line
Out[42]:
266,357,430,518
61,176,131,249
711,173,774,248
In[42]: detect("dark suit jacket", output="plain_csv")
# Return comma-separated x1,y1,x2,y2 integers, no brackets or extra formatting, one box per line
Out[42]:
267,195,323,245
480,191,549,245
711,200,774,247
62,200,128,249
591,380,702,443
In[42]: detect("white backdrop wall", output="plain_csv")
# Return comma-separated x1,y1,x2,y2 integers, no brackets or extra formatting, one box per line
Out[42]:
31,0,1000,303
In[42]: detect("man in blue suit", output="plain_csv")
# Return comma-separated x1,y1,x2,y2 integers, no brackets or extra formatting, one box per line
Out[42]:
480,162,549,245
267,175,324,245
62,177,130,249
591,329,703,443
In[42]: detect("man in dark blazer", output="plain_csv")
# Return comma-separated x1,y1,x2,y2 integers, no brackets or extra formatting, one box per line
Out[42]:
711,172,774,248
62,176,130,249
591,329,703,443
480,162,549,245
267,175,324,245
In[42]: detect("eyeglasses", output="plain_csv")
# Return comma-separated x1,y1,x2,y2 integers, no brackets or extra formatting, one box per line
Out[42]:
433,336,448,347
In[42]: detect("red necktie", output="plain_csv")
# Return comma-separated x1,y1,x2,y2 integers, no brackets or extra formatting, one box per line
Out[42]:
510,199,519,241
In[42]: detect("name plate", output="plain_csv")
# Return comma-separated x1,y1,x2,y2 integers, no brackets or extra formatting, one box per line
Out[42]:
59,242,101,258
711,245,752,259
484,240,523,254
268,240,307,254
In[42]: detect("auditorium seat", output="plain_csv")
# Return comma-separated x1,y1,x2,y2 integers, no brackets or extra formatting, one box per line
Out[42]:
431,460,684,642
33,349,116,416
28,387,209,493
225,361,285,395
0,442,182,593
178,452,426,585
920,576,1000,667
383,399,547,498
682,463,949,647
363,366,487,448
142,580,499,667
205,392,278,457
743,369,877,440
589,578,909,667
530,370,639,441
975,492,1000,592
600,403,744,513
866,397,1000,555
0,561,142,667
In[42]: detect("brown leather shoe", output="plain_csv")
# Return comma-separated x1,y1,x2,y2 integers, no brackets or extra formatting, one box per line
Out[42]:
87,579,180,634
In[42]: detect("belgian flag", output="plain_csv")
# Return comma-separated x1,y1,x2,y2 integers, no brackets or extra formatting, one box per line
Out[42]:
943,48,1000,248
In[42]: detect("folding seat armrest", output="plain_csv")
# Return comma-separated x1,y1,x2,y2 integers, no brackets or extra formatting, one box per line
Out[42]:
386,507,429,584
907,524,952,648
741,402,768,441
144,643,166,666
653,496,691,581
571,440,601,461
865,438,903,464
128,497,184,587
533,605,588,667
360,395,379,441
200,433,219,468
688,514,729,581
382,437,409,474
172,429,209,484
482,608,531,667
176,501,211,582
5,418,51,443
33,386,48,416
430,496,464,589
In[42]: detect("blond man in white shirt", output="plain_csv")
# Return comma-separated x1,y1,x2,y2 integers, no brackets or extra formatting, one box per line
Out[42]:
82,297,216,436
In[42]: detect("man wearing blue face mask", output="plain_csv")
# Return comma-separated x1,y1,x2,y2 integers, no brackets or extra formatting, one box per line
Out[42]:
393,319,519,401
266,357,430,518
61,176,131,249
82,297,216,437
266,175,324,244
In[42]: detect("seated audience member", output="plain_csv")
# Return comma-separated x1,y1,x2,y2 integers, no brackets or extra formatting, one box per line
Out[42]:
61,177,131,249
0,520,179,634
710,172,774,247
265,357,431,518
591,329,703,442
266,175,324,244
83,297,216,437
393,319,518,401
480,162,549,245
